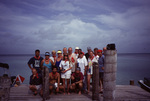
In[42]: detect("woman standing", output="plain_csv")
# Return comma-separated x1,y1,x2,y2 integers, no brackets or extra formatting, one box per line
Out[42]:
87,51,98,93
55,50,63,73
41,52,54,73
59,54,72,95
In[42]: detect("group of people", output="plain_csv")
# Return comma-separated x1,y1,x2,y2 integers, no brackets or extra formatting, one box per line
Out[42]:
27,47,106,96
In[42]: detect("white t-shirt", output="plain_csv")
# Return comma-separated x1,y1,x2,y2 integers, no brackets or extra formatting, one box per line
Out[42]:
75,53,79,59
49,56,56,62
94,55,99,61
59,60,72,75
88,57,98,75
77,56,88,75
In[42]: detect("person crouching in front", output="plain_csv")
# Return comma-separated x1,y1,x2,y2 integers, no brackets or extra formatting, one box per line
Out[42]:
70,67,84,95
29,68,42,96
49,66,64,94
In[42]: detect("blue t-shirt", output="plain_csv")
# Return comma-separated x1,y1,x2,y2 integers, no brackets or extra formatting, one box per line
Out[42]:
98,55,104,72
28,56,43,73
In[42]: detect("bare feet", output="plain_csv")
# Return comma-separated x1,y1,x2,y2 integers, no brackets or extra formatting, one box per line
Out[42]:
78,91,81,95
34,91,37,96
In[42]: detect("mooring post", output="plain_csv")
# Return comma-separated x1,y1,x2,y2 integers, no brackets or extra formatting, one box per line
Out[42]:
92,62,99,101
42,66,50,101
103,44,117,101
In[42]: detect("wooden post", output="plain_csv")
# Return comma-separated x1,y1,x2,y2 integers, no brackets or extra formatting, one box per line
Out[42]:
42,66,50,101
130,80,134,85
103,50,117,101
92,62,99,101
0,76,11,101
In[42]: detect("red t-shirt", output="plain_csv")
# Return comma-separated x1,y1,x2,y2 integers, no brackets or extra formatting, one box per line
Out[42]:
72,72,84,82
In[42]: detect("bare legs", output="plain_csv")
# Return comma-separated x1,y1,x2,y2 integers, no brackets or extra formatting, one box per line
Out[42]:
62,79,70,95
87,74,91,93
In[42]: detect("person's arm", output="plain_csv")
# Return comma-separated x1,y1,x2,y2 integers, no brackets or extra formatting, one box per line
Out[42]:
64,66,72,73
64,62,72,72
28,58,33,70
28,64,33,70
84,57,88,75
50,59,54,66
74,80,83,84
75,73,83,84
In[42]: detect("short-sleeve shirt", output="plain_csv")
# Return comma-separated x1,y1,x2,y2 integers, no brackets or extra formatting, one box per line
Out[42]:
98,56,104,72
77,56,88,75
72,72,84,83
28,56,43,73
59,60,72,75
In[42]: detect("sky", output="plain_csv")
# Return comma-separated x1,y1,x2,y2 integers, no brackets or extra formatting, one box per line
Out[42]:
0,0,150,54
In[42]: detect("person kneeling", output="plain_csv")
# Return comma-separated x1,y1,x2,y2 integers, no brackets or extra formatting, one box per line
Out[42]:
70,67,83,95
49,66,63,94
29,68,42,96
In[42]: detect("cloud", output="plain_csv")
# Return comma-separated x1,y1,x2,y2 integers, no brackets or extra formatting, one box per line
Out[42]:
47,0,83,12
0,0,150,54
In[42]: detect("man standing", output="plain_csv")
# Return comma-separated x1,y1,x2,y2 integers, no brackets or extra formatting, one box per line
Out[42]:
85,47,92,60
28,49,43,74
77,52,88,93
97,50,104,93
68,47,77,73
74,47,79,58
63,47,68,56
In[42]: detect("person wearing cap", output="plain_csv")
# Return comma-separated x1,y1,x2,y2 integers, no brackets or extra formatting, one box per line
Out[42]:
59,54,72,95
28,49,43,74
85,47,92,60
70,67,84,95
74,47,79,58
94,48,99,61
68,47,77,74
41,52,54,73
77,51,88,92
50,50,57,63
87,51,98,93
97,49,104,93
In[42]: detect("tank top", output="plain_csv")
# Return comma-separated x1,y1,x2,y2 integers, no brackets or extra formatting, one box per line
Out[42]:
55,59,62,72
43,59,52,72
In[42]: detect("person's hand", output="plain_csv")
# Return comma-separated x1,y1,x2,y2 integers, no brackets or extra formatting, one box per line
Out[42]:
72,83,75,86
56,87,59,92
102,67,104,70
61,70,66,73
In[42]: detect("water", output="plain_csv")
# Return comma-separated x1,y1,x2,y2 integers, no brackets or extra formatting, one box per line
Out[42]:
0,53,150,85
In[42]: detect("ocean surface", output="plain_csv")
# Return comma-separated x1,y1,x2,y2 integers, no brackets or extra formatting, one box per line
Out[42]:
0,53,150,85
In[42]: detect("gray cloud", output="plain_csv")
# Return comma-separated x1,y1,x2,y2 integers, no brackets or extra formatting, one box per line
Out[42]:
0,0,150,54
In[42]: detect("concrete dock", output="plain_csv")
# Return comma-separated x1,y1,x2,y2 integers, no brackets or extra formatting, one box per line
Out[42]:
8,84,150,101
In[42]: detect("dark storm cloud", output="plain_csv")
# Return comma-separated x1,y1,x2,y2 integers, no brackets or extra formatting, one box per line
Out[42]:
0,0,150,54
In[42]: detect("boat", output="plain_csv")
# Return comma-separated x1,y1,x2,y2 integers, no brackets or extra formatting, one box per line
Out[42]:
138,77,150,93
